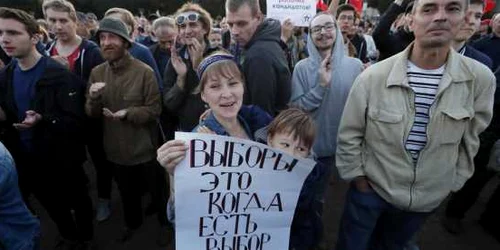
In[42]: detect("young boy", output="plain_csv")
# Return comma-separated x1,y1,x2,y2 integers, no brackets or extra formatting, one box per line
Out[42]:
265,108,324,250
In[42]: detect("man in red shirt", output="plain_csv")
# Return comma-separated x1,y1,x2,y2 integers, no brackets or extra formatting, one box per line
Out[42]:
43,0,103,81
42,0,112,223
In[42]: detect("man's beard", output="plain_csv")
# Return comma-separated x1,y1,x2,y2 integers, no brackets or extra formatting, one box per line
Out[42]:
314,35,335,52
103,47,126,62
317,44,333,52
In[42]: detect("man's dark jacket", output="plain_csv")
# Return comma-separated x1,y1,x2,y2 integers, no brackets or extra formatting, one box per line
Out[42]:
477,68,500,155
149,44,171,77
463,45,493,70
163,44,218,132
459,45,494,160
472,34,500,72
45,38,104,82
0,58,87,165
350,34,368,63
241,19,291,116
372,2,415,61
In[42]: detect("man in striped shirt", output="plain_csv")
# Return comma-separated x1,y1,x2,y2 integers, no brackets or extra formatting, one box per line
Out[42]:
335,0,496,248
405,63,444,163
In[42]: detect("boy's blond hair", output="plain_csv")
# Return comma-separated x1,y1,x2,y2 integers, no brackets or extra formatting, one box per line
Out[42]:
267,108,316,150
42,0,77,22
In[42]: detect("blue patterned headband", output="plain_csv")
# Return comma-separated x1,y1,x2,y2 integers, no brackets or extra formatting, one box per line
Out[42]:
197,54,235,79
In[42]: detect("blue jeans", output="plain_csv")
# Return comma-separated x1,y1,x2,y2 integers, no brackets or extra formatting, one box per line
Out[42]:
336,184,431,250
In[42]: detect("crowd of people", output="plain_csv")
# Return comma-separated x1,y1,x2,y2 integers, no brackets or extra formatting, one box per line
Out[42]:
0,0,499,249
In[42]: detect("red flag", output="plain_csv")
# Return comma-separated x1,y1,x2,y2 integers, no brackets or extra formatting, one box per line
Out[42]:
348,0,363,14
317,0,329,11
484,0,496,13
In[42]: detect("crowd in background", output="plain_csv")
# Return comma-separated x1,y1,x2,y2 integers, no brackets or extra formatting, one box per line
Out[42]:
0,0,499,250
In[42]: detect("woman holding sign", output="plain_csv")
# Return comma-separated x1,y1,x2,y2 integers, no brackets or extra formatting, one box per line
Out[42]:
158,51,273,172
157,50,273,224
158,51,326,250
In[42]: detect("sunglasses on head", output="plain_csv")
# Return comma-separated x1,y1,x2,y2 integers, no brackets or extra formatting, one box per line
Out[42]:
176,12,201,26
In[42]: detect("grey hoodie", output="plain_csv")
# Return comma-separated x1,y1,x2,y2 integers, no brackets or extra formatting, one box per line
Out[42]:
291,27,363,157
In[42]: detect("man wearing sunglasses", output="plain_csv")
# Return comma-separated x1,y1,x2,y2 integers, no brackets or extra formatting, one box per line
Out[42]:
225,0,291,117
163,3,219,132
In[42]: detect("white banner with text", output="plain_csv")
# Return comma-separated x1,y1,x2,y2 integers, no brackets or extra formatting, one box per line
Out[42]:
267,0,317,27
174,132,315,250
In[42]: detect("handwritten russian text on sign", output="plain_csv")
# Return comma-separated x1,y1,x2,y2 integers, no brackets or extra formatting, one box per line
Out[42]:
267,0,317,27
174,132,315,250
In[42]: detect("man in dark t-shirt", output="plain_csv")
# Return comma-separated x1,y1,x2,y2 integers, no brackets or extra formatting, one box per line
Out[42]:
0,8,93,249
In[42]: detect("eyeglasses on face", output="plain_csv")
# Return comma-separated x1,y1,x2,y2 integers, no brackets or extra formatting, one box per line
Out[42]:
311,23,336,34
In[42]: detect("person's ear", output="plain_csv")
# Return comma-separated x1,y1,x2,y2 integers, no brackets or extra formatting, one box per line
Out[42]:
255,11,264,22
201,91,207,103
266,134,273,145
408,13,415,32
31,34,40,45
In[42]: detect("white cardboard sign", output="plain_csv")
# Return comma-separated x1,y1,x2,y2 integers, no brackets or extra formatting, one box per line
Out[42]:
174,132,315,250
267,0,317,27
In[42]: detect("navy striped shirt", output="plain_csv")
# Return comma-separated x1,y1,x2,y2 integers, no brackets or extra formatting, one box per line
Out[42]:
405,62,445,163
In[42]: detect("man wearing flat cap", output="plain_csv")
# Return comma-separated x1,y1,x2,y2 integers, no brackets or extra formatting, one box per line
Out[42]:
85,17,162,242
